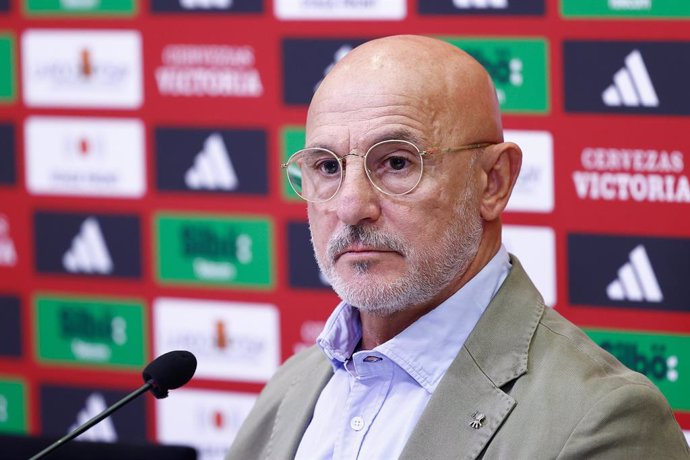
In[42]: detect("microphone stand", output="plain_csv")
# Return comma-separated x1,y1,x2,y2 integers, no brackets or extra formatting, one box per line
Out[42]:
29,380,154,460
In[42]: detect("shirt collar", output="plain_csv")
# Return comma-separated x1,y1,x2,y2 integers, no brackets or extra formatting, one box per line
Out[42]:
317,245,511,392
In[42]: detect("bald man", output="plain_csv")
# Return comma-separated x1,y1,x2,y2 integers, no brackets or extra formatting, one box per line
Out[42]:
226,36,689,459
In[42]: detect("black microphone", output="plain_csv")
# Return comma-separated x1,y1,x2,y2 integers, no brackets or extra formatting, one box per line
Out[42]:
29,350,197,460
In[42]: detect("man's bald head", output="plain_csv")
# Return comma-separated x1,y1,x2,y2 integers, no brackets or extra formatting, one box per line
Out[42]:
303,35,522,321
309,35,503,146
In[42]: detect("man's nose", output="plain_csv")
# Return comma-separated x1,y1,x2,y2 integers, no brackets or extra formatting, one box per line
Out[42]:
334,156,381,226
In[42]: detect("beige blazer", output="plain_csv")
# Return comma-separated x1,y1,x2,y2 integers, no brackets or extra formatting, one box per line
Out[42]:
226,257,690,459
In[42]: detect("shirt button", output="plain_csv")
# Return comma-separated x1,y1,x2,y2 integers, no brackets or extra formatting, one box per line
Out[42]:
350,416,365,431
363,355,382,363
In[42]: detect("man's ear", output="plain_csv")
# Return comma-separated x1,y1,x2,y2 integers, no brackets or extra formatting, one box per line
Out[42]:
478,142,522,221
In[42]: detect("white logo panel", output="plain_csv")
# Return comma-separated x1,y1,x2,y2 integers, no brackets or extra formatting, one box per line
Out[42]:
25,116,145,198
157,389,256,460
154,298,280,382
504,130,554,213
275,0,405,20
22,29,142,109
503,225,556,306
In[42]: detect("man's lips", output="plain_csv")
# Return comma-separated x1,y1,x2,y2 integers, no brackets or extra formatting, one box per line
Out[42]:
334,247,400,261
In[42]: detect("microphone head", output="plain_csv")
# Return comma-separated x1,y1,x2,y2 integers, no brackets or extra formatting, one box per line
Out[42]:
142,350,197,399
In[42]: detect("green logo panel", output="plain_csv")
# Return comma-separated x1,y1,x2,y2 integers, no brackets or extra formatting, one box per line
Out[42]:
25,0,136,15
0,379,27,434
35,295,146,368
561,0,690,18
282,126,306,201
156,213,274,289
586,329,690,411
0,34,15,102
442,37,549,114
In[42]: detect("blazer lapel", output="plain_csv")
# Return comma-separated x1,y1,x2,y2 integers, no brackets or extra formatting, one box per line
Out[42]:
400,346,517,460
266,353,333,460
401,256,544,460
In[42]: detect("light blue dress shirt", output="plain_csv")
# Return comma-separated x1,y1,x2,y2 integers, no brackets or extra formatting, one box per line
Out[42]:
295,246,511,460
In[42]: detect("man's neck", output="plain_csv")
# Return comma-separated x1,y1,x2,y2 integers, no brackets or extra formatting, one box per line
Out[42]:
358,237,500,350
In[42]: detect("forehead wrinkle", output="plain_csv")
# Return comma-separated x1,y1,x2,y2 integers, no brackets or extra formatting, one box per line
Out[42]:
307,95,436,151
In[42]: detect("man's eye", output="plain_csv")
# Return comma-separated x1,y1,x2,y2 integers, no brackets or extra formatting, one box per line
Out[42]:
386,156,409,171
317,159,340,175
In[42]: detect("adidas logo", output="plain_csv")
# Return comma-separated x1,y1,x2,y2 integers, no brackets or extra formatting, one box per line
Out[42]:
602,50,659,107
70,393,118,442
314,45,352,92
62,217,114,274
606,244,663,302
453,0,508,8
185,133,239,191
0,215,16,267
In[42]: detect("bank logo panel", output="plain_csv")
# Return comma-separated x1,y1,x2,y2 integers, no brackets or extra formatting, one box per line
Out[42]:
22,29,143,109
34,294,147,368
155,213,273,289
0,33,15,103
564,41,690,115
561,0,690,19
34,211,142,279
586,329,690,411
24,0,137,16
25,116,146,198
0,378,27,434
568,234,690,312
155,127,267,195
281,126,306,201
40,384,146,441
154,297,280,382
419,0,544,15
443,37,549,113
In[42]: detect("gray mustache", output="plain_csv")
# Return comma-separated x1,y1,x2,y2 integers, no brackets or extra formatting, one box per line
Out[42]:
327,225,407,261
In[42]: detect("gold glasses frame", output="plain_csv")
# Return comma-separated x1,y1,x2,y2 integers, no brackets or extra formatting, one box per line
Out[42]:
281,139,494,203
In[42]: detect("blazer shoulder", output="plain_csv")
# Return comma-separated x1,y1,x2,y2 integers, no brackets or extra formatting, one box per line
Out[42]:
535,306,655,390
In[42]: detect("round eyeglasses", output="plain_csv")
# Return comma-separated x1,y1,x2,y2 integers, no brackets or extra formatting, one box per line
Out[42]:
281,139,493,203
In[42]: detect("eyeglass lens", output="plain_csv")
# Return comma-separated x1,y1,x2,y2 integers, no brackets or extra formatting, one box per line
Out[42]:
286,140,423,202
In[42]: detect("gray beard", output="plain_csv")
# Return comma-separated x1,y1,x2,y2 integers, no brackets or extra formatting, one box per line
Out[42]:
311,184,483,317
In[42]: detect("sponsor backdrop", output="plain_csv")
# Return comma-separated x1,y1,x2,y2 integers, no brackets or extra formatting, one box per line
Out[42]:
0,0,689,456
